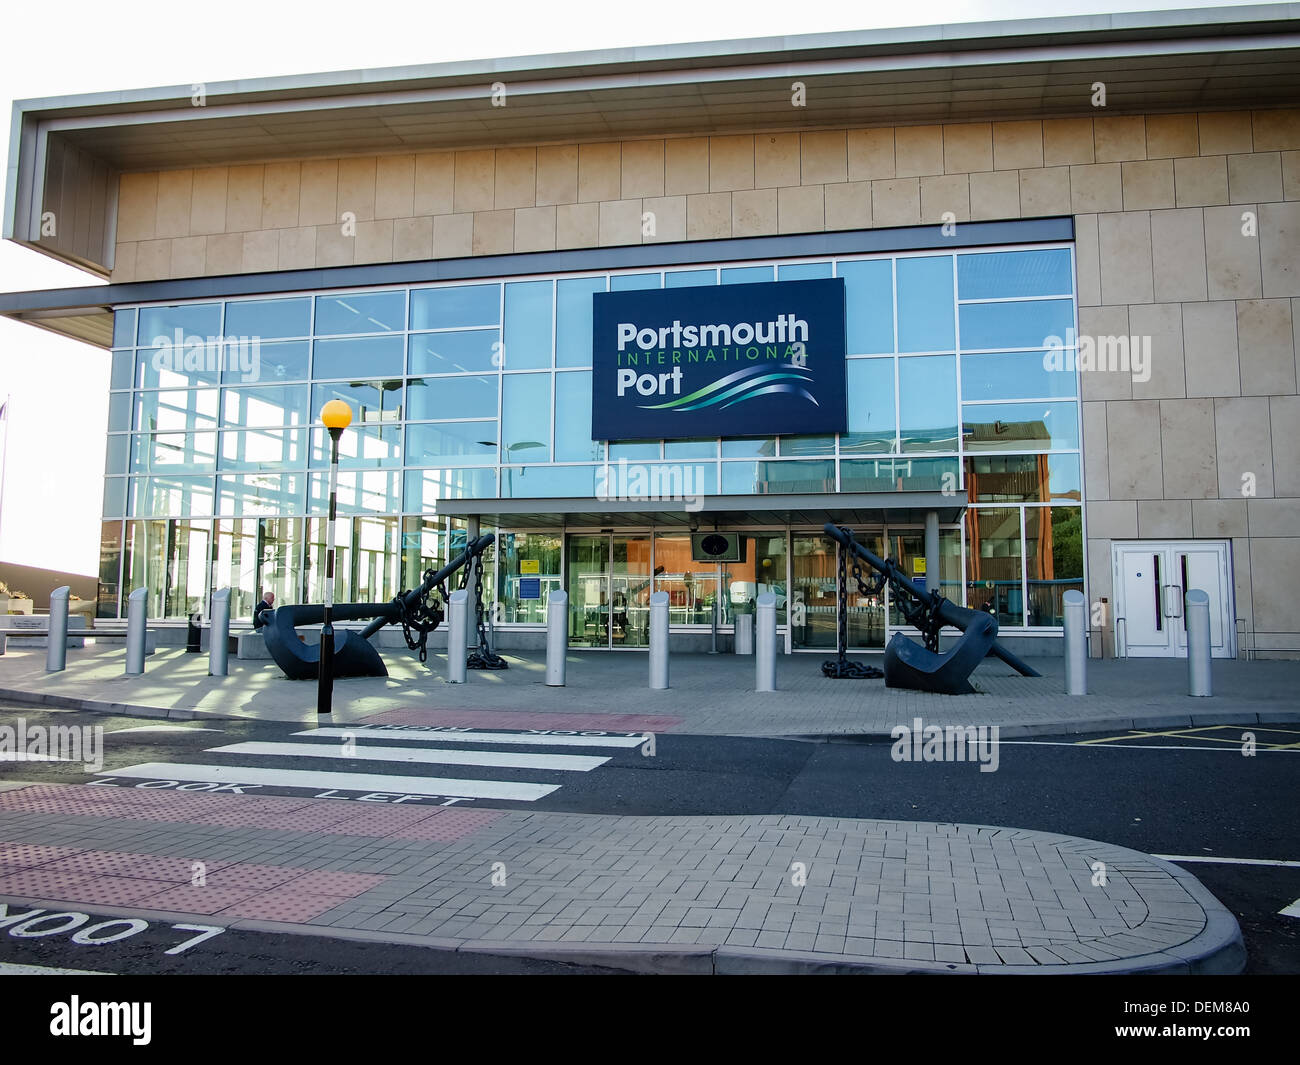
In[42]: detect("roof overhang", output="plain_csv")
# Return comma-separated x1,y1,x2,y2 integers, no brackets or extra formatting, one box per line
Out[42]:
436,492,967,529
5,6,1299,275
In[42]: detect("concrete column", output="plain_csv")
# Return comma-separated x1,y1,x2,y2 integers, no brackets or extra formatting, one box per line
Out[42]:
924,510,940,596
1186,589,1212,697
756,593,777,692
125,588,148,675
46,586,70,672
447,589,469,683
209,588,231,677
546,589,567,686
1063,589,1086,696
649,591,669,690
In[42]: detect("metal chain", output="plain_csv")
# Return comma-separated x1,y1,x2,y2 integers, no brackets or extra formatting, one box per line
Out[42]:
466,558,508,671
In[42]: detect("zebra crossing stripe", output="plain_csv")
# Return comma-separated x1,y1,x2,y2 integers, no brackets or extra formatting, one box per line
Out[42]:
299,727,646,749
210,741,609,772
96,763,558,802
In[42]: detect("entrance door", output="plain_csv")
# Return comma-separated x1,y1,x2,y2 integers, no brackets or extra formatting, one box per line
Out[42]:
566,534,652,648
790,530,886,651
1112,540,1235,658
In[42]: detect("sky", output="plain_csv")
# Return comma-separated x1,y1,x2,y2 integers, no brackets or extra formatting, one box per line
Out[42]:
0,0,1258,575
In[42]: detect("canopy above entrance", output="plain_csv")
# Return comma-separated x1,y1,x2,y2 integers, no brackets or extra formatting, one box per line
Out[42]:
436,491,965,529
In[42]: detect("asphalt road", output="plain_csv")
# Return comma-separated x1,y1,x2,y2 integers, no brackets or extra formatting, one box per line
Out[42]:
1,705,1295,974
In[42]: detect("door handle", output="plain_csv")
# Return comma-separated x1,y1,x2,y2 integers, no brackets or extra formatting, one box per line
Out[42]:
1162,584,1183,619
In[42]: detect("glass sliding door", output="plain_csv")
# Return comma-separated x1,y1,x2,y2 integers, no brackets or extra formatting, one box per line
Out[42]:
791,533,838,650
567,535,609,648
566,533,652,648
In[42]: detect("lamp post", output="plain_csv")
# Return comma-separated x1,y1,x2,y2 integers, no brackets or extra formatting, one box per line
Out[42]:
318,400,352,715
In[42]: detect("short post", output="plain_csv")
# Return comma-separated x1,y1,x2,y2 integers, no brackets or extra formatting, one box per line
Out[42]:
46,586,70,672
125,588,147,675
209,588,230,677
755,592,777,692
447,589,468,684
735,611,754,655
649,590,669,690
546,589,567,686
1063,589,1086,696
1186,589,1212,697
708,598,719,655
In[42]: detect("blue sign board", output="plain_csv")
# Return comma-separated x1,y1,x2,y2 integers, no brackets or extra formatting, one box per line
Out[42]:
591,278,847,440
518,577,541,600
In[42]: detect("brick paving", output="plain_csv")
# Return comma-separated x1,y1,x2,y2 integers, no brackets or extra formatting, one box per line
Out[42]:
1,643,1298,737
0,781,1243,973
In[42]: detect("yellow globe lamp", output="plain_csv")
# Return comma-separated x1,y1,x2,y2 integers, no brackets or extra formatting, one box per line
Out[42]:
320,399,353,432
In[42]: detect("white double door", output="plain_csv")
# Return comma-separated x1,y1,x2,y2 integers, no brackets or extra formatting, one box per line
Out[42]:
1112,540,1235,658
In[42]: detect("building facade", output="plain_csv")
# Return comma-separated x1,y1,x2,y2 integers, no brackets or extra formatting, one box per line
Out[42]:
3,7,1299,657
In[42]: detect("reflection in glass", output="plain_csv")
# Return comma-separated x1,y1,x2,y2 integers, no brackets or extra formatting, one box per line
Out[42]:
219,429,307,471
899,355,958,452
314,291,405,334
409,285,498,331
654,535,720,626
665,439,718,459
111,350,135,389
407,375,497,421
502,374,551,464
502,465,598,498
665,269,715,287
304,516,398,603
965,454,1081,503
311,380,404,424
99,521,123,616
839,259,893,354
105,434,130,474
409,329,499,375
221,340,309,384
721,533,787,626
960,350,1077,401
721,460,834,494
610,273,660,291
113,309,137,349
780,435,835,456
965,507,1023,627
556,277,605,367
791,534,837,649
962,402,1078,451
309,424,401,468
503,281,553,369
841,358,896,454
721,267,772,285
958,299,1073,350
312,335,404,380
138,304,221,347
214,516,302,618
721,438,775,458
496,532,562,623
897,256,955,352
839,457,958,492
1025,506,1084,626
401,468,496,510
309,471,401,515
554,372,601,462
957,249,1073,300
224,298,311,339
131,432,218,473
778,262,831,280
221,383,309,427
405,422,497,465
216,473,305,516
132,475,216,518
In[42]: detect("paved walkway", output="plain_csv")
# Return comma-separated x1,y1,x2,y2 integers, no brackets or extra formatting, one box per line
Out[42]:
1,643,1297,737
0,780,1243,974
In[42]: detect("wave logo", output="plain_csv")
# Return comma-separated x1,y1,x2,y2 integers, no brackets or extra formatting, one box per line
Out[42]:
640,363,819,413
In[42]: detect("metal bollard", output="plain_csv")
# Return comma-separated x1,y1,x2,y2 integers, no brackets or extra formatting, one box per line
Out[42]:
735,612,754,655
47,586,70,672
125,588,148,675
1186,589,1212,697
447,589,468,684
755,593,777,692
546,589,567,686
209,588,230,677
1063,589,1087,696
649,591,669,690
